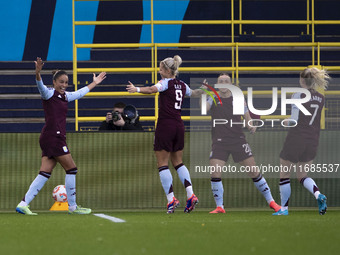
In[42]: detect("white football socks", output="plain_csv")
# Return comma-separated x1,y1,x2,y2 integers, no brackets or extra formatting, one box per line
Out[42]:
211,178,224,208
279,178,291,211
300,177,320,199
252,174,274,204
175,164,193,199
65,169,78,208
21,171,51,205
159,166,174,203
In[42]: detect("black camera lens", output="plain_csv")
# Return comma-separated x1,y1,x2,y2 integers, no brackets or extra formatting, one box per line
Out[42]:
112,111,121,121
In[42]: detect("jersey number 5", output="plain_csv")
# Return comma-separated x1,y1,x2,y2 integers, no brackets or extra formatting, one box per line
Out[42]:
175,89,183,109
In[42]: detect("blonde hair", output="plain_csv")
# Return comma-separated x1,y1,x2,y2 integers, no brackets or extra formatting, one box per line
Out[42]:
300,67,330,90
161,55,182,76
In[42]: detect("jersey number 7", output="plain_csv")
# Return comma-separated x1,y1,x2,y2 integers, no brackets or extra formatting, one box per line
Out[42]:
309,104,319,125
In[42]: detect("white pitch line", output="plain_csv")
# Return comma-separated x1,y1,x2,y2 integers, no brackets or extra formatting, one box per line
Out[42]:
94,213,126,223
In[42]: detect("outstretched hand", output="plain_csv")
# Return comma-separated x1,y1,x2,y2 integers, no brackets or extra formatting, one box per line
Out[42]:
34,57,44,73
201,79,208,90
190,79,208,97
126,81,137,93
93,72,107,85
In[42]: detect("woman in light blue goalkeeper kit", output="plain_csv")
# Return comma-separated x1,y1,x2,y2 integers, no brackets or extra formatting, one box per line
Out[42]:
16,57,106,215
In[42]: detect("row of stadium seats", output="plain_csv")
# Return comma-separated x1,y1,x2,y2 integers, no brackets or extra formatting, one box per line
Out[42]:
91,48,340,67
1,47,340,132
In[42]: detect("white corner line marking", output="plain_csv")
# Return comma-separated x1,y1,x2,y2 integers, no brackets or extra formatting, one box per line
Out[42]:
94,213,126,223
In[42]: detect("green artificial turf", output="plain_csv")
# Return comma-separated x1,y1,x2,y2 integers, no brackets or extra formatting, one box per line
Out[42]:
1,210,339,255
1,132,340,211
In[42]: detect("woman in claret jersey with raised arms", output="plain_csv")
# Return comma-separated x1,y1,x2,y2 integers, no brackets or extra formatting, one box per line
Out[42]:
16,57,106,215
127,55,204,214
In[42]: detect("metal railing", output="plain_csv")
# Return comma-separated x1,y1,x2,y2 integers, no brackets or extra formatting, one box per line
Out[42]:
73,0,340,130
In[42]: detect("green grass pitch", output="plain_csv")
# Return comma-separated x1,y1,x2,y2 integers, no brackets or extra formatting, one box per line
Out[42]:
1,132,340,254
1,210,340,255
2,132,340,211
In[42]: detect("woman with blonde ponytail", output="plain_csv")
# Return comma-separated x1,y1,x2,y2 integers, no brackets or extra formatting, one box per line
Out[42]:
127,55,203,214
161,55,182,76
274,67,330,216
300,67,330,91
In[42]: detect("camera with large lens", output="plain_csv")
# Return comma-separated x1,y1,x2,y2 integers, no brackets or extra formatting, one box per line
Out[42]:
123,105,138,124
112,111,121,122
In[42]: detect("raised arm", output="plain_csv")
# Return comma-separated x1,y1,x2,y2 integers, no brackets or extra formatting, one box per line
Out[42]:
34,57,53,100
126,81,158,94
88,72,107,91
190,88,205,97
34,57,44,81
190,80,207,97
66,72,107,102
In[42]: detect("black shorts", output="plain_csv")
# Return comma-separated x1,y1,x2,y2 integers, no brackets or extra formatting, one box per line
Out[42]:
210,137,253,163
154,119,184,152
39,132,70,158
280,135,318,163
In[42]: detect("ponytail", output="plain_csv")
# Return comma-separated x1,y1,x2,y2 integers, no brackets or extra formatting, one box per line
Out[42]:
300,67,330,90
161,55,182,76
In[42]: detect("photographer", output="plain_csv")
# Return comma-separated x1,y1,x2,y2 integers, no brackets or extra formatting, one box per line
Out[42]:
99,102,143,131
